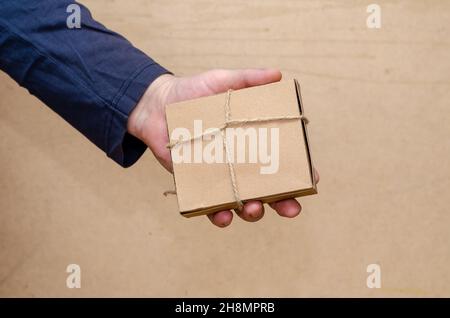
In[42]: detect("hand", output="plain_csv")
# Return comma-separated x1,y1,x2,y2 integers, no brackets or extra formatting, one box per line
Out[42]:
128,69,319,227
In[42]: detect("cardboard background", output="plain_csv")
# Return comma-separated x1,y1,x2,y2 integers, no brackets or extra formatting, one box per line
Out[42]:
1,0,449,297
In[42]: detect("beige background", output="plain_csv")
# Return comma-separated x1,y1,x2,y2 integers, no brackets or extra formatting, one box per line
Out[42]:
1,0,449,297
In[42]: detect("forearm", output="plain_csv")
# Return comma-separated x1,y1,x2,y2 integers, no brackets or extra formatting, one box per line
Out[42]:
0,1,169,167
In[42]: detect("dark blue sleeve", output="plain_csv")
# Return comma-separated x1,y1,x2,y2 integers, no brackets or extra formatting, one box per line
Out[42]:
0,1,169,167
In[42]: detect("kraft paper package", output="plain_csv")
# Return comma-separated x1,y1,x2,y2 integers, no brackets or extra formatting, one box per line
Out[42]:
165,79,317,217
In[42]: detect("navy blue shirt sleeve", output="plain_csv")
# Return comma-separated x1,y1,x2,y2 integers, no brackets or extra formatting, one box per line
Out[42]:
0,1,169,167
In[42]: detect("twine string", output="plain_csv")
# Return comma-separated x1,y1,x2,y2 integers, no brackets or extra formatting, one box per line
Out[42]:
163,190,177,196
165,89,309,211
222,90,244,210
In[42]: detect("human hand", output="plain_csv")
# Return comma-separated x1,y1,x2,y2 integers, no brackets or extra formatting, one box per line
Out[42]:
128,69,319,227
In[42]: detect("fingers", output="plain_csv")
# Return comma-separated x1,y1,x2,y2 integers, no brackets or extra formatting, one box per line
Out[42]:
207,210,233,227
269,199,302,218
206,201,264,227
226,68,283,89
207,197,306,227
200,68,282,93
313,167,320,183
236,201,265,222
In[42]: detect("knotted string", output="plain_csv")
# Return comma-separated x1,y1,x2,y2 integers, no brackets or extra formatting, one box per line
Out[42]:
165,89,309,211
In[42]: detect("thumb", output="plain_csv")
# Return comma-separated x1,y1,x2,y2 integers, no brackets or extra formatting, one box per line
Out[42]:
199,68,282,93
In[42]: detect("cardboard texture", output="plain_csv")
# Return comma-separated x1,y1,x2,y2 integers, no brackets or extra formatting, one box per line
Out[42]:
1,0,450,297
166,80,317,217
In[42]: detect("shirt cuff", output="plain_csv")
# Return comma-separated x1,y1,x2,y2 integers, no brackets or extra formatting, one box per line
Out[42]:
106,62,170,167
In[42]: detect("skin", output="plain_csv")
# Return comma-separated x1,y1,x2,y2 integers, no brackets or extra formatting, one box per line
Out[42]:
127,69,319,228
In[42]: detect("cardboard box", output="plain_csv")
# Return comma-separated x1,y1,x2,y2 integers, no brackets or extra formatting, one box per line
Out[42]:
165,79,317,217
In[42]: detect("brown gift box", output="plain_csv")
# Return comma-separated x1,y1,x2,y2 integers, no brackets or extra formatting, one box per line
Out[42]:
165,79,317,217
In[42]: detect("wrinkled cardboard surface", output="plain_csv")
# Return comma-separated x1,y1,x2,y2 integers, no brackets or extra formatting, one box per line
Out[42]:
166,80,317,216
